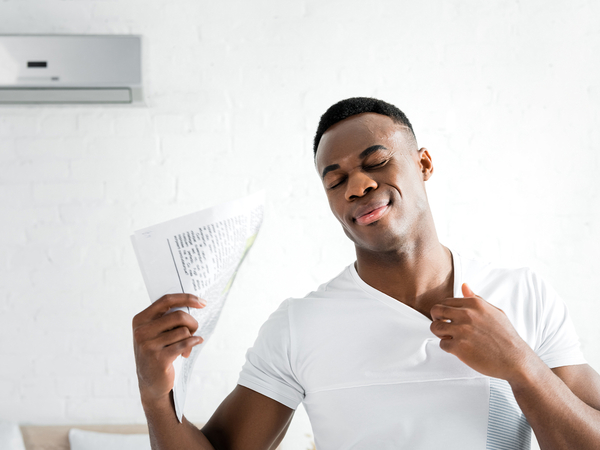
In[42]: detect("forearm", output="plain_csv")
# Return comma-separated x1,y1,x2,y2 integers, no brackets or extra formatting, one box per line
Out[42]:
510,360,600,450
142,392,216,450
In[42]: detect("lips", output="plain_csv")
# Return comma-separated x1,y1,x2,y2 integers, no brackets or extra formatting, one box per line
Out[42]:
353,200,391,226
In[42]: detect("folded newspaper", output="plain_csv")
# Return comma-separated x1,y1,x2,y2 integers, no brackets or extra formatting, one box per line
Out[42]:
131,191,265,422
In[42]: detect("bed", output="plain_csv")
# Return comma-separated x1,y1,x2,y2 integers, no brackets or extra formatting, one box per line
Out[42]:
20,424,153,450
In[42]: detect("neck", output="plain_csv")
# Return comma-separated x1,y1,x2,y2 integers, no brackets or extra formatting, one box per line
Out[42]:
355,239,454,319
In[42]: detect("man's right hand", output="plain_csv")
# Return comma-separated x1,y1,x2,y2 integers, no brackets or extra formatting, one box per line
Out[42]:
132,294,206,405
132,294,293,450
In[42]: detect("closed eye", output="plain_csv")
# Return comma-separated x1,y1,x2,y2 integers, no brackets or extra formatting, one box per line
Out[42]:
365,160,388,170
327,177,346,190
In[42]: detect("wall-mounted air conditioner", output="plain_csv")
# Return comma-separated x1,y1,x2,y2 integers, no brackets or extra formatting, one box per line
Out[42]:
0,35,142,104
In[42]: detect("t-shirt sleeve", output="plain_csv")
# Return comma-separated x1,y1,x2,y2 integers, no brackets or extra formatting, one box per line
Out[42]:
533,272,587,368
237,299,304,410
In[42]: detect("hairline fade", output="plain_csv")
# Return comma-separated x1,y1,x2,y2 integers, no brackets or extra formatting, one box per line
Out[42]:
313,97,416,158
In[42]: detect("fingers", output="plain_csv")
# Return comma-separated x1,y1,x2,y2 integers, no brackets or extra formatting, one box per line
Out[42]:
134,309,200,347
433,295,487,313
462,282,475,298
137,326,204,358
438,336,456,354
430,316,455,339
438,286,504,315
434,297,469,309
154,325,194,348
430,303,460,322
160,309,200,335
430,302,476,340
151,327,204,359
165,336,204,360
133,294,208,402
133,293,206,329
138,333,204,370
182,346,194,359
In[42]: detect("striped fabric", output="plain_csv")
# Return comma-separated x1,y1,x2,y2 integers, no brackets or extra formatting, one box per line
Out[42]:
486,378,531,450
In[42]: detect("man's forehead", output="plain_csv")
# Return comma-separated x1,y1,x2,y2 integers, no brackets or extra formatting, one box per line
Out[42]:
316,113,410,166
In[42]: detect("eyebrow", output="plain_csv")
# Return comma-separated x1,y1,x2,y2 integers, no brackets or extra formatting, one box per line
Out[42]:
321,145,388,179
359,144,387,159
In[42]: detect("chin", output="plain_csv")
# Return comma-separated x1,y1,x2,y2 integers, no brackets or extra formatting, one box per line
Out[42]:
345,225,409,255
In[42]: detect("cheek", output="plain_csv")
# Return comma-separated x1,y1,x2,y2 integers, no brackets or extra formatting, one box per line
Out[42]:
391,171,423,200
326,195,354,231
327,196,344,221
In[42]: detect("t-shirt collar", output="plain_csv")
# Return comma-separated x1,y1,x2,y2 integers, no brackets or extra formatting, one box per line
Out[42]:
348,247,463,322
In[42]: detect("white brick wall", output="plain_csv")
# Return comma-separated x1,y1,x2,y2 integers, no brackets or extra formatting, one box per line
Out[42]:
1,1,599,449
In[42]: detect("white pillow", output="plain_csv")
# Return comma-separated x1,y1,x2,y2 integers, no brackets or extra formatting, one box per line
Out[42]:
69,428,151,450
0,420,26,450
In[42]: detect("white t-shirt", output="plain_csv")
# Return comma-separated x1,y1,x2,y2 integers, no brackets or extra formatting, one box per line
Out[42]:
238,249,586,450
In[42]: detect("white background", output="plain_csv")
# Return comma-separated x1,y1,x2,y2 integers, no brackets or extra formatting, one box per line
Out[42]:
0,1,598,449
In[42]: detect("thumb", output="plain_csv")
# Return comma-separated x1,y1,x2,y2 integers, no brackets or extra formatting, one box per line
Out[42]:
462,282,476,298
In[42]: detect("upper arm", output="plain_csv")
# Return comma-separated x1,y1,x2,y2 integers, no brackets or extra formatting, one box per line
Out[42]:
552,364,600,411
201,385,295,450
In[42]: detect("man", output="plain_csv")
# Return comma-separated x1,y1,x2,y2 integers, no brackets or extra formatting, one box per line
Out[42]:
133,97,600,449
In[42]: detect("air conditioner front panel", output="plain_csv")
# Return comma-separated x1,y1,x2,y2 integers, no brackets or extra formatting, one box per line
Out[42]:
0,35,142,104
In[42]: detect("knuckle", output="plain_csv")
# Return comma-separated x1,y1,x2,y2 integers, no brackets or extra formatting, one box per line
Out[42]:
175,326,192,339
132,309,149,328
133,327,144,342
458,324,473,339
156,294,169,304
431,320,447,334
139,341,153,355
173,310,188,321
167,341,186,357
166,310,182,322
183,315,198,331
165,293,183,304
179,338,193,350
462,309,474,321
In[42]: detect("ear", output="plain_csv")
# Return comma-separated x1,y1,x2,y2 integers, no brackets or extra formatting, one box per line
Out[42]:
418,148,433,181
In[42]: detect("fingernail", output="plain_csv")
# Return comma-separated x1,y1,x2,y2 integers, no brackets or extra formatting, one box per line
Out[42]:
196,298,207,307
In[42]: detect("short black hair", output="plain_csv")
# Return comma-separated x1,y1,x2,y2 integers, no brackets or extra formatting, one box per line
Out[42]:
313,97,416,158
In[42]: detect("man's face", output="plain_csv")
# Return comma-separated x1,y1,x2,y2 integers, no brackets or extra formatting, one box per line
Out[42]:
315,113,433,254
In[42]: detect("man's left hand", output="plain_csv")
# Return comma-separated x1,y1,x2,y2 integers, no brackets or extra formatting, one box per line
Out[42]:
430,283,537,381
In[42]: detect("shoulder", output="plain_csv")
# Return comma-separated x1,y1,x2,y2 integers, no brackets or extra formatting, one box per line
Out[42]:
260,264,358,327
283,263,361,313
452,249,576,348
452,249,558,327
454,249,547,298
300,263,358,299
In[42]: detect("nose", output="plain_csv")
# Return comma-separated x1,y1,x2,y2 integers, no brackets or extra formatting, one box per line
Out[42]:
345,172,378,201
